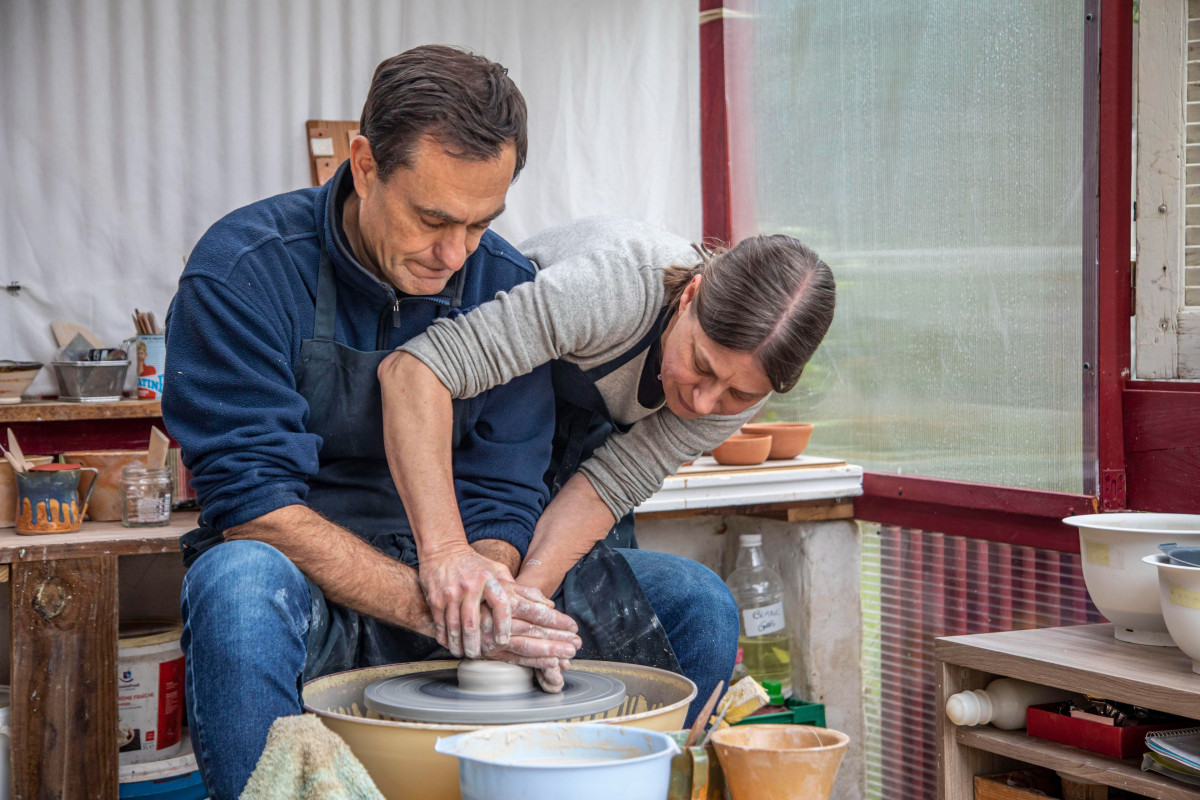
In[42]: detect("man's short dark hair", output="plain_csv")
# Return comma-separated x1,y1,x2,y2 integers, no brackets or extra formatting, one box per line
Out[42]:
359,45,528,182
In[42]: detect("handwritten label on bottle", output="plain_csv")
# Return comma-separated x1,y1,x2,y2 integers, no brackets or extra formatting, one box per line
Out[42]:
743,602,785,637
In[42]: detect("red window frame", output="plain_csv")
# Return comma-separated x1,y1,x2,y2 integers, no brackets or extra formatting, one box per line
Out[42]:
701,0,1160,554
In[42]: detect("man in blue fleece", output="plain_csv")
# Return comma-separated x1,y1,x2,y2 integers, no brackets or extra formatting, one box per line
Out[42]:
162,47,581,798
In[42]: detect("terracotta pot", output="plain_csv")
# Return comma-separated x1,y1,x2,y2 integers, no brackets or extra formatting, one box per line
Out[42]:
712,724,849,800
0,456,54,528
61,450,148,521
711,434,772,466
739,422,814,460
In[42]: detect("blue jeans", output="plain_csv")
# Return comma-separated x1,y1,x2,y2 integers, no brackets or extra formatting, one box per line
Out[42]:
181,540,738,799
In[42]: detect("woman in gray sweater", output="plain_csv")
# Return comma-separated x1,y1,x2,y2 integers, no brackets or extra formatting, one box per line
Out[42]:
378,216,835,704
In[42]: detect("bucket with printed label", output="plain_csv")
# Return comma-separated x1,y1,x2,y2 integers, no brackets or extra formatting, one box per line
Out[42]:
136,335,166,400
119,620,185,765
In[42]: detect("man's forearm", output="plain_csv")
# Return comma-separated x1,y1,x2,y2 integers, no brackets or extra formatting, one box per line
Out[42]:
226,504,435,636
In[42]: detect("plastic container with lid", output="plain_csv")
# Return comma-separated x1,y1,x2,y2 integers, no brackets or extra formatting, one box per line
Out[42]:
119,620,186,765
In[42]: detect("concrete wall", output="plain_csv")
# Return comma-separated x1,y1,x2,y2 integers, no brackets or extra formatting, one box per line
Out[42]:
638,515,864,800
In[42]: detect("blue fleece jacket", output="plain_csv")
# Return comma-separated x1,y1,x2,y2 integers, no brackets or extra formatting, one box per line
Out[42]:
162,167,552,555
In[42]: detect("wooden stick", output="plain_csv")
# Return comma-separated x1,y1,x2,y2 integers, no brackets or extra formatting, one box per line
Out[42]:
684,680,725,748
6,429,27,473
147,426,170,470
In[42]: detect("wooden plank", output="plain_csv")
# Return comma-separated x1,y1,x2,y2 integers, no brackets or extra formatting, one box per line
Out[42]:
306,120,359,187
10,555,119,798
0,400,161,424
1136,0,1188,379
0,512,197,563
1127,446,1200,512
935,624,1200,718
1177,308,1200,376
673,454,846,476
938,661,1014,800
634,498,853,522
956,727,1200,800
1124,384,1200,451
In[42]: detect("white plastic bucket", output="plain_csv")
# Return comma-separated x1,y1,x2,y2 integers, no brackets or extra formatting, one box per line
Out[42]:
119,621,185,765
120,732,208,799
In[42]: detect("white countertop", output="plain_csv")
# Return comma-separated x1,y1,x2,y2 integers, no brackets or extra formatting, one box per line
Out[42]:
635,455,864,514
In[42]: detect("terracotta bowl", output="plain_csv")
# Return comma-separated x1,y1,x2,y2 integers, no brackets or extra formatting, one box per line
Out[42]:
740,422,815,460
711,434,772,466
60,450,148,522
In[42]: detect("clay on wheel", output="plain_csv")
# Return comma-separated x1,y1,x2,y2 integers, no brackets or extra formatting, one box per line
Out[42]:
456,660,535,695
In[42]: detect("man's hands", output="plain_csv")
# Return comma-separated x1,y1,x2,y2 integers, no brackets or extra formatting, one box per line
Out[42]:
420,541,580,686
420,543,518,659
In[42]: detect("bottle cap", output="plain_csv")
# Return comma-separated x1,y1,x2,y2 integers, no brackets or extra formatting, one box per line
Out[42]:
735,647,744,664
739,534,763,546
944,689,990,726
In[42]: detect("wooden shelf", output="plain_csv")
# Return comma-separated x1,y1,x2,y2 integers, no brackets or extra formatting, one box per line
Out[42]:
0,399,161,423
0,511,197,563
957,727,1200,800
938,624,1200,798
937,624,1200,719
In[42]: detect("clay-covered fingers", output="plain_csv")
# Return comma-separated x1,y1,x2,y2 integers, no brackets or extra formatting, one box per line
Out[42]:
417,547,514,658
535,664,565,693
508,590,577,635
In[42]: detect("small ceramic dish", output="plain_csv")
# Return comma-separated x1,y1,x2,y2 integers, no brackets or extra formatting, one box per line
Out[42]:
0,361,43,404
740,422,814,459
711,434,772,466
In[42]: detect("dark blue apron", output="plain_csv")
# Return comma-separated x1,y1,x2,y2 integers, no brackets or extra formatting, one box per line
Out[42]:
182,247,680,675
545,307,680,672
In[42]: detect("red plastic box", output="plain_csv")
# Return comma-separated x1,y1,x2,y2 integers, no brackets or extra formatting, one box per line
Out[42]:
1025,703,1186,759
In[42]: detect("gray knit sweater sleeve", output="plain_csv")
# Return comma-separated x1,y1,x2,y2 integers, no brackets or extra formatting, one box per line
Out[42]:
398,246,661,398
579,399,766,516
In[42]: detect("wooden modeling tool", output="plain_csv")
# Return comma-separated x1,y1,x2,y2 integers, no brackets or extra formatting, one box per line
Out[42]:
684,680,725,748
6,429,27,473
50,321,104,349
147,426,170,470
1,445,23,475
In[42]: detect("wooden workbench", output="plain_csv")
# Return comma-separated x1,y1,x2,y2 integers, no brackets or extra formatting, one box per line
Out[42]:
3,512,195,798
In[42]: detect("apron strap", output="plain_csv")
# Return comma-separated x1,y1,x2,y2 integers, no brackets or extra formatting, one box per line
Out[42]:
314,250,338,341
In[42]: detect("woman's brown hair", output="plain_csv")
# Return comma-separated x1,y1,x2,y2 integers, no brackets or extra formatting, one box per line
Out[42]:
664,236,836,393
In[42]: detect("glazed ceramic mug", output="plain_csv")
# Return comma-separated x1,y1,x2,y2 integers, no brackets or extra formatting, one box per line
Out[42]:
14,463,98,535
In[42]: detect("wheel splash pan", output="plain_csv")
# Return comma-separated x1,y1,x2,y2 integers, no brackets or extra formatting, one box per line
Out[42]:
303,659,696,800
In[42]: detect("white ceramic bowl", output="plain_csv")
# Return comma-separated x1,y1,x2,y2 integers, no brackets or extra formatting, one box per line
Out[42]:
1143,554,1200,673
0,362,42,404
1064,513,1200,645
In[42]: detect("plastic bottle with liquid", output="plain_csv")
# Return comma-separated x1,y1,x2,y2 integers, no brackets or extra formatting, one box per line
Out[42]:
944,678,1072,730
725,534,792,697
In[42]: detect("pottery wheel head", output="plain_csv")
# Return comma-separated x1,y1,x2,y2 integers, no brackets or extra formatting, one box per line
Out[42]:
363,661,627,725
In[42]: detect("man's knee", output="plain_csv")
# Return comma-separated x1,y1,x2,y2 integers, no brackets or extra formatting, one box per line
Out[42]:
182,540,311,641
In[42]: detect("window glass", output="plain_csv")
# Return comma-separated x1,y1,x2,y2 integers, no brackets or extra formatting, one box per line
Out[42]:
738,1,1086,493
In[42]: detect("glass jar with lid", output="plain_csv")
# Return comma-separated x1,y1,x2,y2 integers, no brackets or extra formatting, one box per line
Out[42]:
120,465,172,527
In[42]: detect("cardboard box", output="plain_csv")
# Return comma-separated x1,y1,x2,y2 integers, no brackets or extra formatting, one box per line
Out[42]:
1026,703,1185,759
974,770,1061,799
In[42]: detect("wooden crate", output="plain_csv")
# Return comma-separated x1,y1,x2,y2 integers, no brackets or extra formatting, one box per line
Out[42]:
975,770,1062,800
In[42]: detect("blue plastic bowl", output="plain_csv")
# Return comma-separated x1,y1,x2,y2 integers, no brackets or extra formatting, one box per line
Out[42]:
435,722,680,800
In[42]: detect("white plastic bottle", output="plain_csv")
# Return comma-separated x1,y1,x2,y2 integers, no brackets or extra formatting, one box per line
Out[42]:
945,678,1072,730
725,534,792,697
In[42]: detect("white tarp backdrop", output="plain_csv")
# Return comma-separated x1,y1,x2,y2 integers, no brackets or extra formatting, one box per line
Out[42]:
0,0,701,396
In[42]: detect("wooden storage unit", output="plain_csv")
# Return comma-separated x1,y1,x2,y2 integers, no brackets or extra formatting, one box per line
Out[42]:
937,624,1200,800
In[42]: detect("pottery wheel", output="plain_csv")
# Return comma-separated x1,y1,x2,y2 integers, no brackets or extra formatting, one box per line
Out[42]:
364,666,627,725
